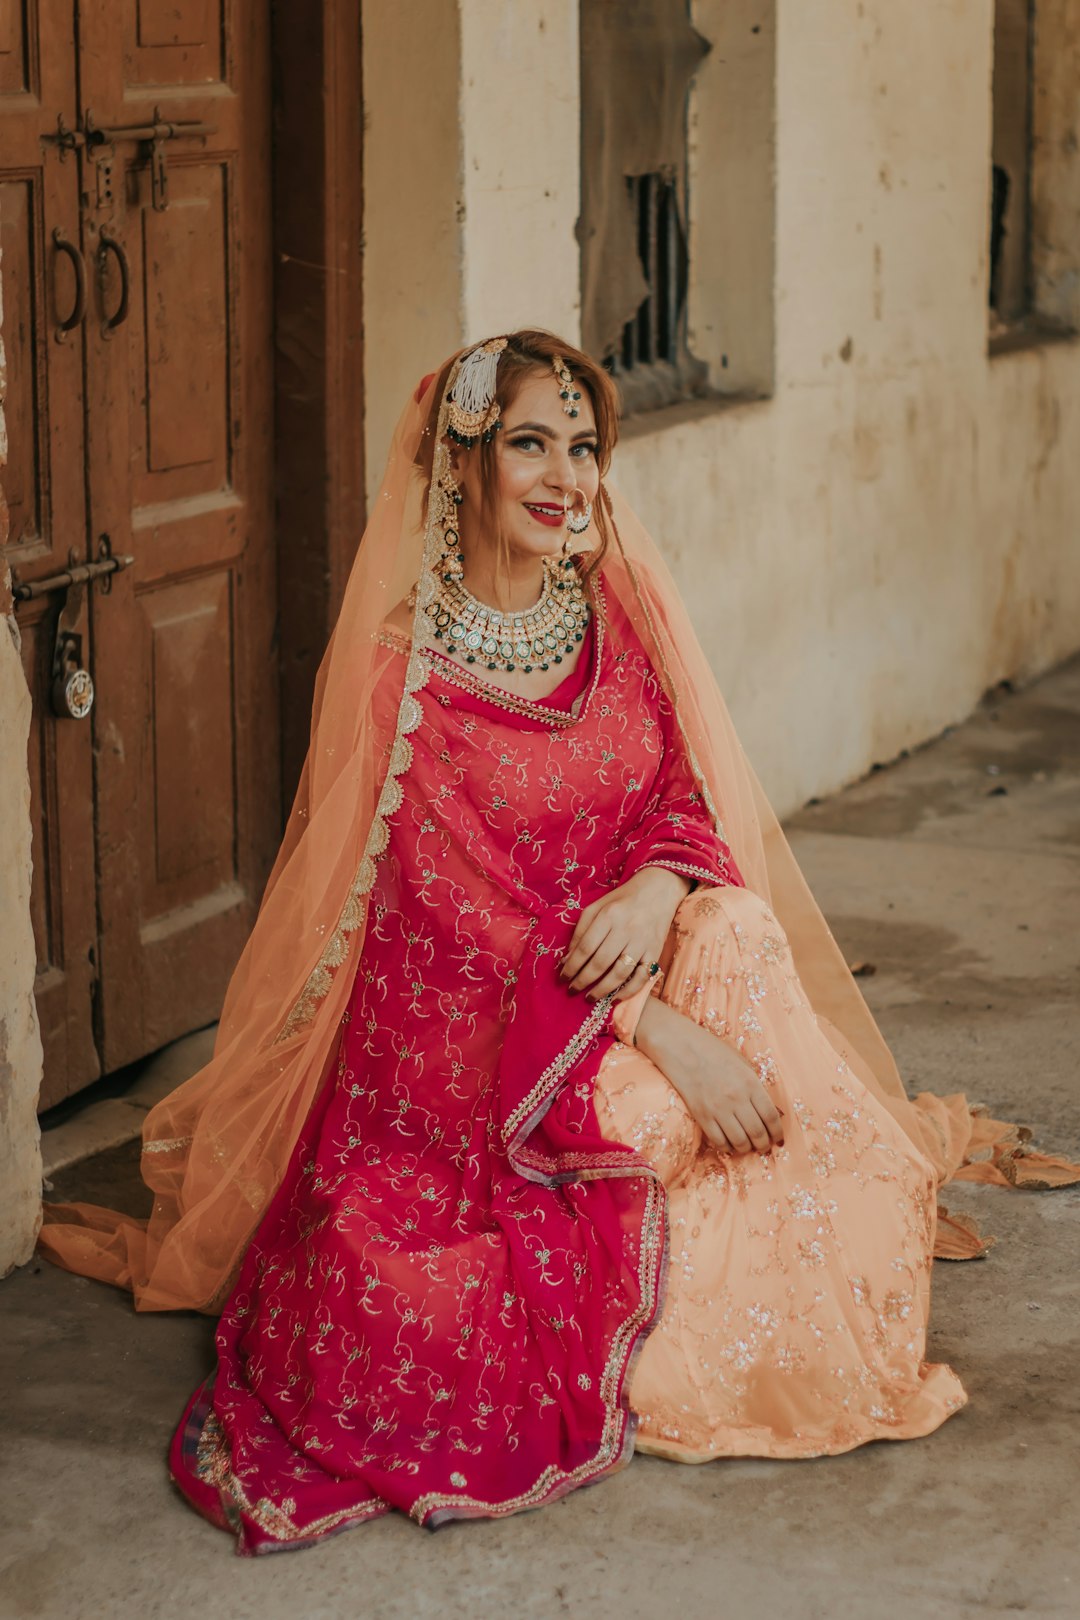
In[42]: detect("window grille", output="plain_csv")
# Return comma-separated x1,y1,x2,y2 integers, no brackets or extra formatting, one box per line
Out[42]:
579,0,711,415
604,171,707,413
619,173,683,368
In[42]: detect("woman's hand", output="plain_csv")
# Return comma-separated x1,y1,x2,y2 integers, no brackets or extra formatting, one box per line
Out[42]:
634,997,785,1156
559,866,692,1003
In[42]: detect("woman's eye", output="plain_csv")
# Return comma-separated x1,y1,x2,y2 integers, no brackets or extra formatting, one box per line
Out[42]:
509,436,542,452
571,443,598,458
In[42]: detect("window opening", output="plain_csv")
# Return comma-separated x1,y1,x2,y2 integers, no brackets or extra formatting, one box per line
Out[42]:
989,0,1035,332
579,0,710,414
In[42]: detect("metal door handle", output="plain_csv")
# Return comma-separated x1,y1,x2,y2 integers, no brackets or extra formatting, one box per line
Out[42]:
99,228,130,335
52,227,87,341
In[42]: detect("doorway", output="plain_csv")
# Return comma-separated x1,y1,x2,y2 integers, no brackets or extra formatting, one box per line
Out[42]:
1,0,364,1112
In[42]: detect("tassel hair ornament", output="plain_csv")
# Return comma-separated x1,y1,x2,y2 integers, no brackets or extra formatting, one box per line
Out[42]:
446,337,509,448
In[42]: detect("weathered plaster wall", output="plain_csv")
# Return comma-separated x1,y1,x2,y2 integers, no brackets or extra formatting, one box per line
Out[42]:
362,0,580,501
616,0,1080,817
457,0,580,345
361,0,466,493
0,230,44,1277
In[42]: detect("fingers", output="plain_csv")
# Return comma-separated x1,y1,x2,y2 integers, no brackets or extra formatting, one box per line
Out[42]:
560,920,612,988
586,946,654,997
610,958,654,1003
565,935,654,997
713,1093,785,1157
709,1116,751,1155
732,1104,773,1155
753,1088,786,1149
562,899,599,963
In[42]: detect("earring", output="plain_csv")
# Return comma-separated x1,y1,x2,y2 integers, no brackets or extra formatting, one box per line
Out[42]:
437,469,465,581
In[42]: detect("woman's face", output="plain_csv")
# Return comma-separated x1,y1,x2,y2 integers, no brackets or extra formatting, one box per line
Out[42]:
453,367,601,564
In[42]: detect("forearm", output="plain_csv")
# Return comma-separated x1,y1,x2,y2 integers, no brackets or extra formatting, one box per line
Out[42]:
621,864,693,911
630,995,694,1068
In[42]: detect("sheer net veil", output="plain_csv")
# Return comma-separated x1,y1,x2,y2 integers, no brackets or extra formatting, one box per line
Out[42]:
38,333,1076,1311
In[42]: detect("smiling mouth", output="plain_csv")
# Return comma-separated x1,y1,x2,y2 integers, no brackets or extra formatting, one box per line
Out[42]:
524,502,565,527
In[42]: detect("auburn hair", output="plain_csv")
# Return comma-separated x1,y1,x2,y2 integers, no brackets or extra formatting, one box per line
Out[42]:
416,330,621,591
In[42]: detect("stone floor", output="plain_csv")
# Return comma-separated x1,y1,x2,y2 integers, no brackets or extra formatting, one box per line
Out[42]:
2,658,1078,1620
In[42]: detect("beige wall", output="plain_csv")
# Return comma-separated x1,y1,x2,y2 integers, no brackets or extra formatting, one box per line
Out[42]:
362,0,581,500
615,0,1080,816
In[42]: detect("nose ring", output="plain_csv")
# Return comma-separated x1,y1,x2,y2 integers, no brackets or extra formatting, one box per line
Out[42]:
564,487,593,536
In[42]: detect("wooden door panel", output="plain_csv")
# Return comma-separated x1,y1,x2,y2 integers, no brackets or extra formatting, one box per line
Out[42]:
134,162,231,488
141,571,236,897
2,6,99,1108
80,0,278,1072
0,1,32,95
129,0,225,84
0,180,43,547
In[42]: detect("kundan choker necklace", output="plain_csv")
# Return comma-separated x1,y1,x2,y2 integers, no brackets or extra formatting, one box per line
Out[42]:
426,556,590,674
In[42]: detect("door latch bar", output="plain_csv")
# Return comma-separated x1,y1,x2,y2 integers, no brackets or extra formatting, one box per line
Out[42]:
13,547,134,602
83,106,217,211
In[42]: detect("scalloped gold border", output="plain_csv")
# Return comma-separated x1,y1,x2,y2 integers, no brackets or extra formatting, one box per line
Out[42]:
272,367,464,1045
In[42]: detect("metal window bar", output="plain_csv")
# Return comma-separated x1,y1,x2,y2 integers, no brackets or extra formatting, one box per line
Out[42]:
607,171,706,412
618,172,684,370
605,167,705,411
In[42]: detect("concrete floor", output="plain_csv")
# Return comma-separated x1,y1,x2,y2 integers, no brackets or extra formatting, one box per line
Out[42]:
2,658,1079,1620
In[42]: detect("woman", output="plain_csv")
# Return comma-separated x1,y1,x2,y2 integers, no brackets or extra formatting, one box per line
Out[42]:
39,331,1077,1554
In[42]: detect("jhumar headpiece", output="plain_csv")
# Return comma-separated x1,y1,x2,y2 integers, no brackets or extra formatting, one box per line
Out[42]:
446,336,508,448
552,355,582,418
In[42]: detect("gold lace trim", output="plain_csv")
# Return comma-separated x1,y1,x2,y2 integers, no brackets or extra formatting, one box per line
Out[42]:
273,361,465,1044
274,647,430,1044
195,1407,388,1542
503,993,613,1147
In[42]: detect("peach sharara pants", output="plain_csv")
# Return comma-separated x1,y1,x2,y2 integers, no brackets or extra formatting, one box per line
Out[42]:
597,883,968,1461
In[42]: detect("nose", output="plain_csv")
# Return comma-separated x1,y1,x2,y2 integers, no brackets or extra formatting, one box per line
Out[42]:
542,447,578,494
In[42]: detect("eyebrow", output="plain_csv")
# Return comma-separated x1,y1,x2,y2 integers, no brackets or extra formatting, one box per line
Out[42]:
507,420,598,441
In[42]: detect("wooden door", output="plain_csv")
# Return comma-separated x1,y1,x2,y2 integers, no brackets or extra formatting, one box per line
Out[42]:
2,0,280,1106
78,2,279,1072
1,0,100,1103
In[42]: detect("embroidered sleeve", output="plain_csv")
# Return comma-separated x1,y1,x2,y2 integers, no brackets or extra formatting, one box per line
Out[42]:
618,688,743,893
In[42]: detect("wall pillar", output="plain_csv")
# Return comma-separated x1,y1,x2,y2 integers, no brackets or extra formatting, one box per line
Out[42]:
0,233,44,1276
362,0,581,499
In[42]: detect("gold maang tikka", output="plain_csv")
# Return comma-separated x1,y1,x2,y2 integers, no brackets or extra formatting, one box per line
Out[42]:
552,355,582,418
